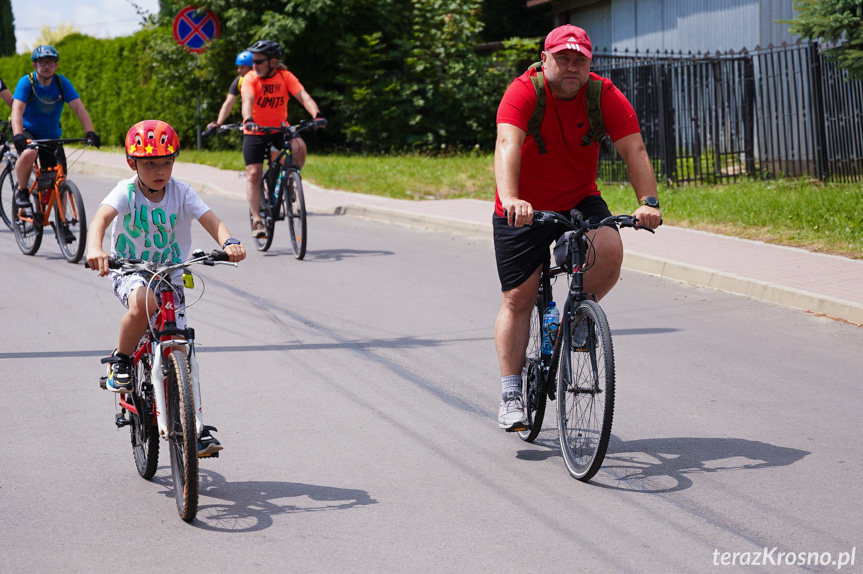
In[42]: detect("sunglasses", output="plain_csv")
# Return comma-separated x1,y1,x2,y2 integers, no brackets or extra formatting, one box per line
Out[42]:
252,58,268,64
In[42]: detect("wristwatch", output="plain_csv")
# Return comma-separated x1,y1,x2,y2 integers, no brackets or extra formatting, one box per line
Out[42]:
639,196,660,209
222,238,241,248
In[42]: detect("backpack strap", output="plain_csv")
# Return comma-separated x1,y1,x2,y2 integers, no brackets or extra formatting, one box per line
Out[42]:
27,72,69,104
582,78,614,155
526,61,547,155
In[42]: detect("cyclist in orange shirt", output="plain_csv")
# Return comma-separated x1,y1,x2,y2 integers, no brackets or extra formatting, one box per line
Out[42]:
241,40,325,238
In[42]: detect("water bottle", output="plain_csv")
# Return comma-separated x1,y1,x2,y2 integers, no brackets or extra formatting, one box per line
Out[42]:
541,302,559,355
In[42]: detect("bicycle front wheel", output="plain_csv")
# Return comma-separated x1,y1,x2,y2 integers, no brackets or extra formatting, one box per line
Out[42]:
0,165,16,230
285,171,307,260
54,180,87,263
518,296,548,443
131,356,159,479
12,192,43,256
557,300,615,481
166,350,198,521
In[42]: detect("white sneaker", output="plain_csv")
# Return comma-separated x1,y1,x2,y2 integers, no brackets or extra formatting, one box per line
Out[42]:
498,392,528,431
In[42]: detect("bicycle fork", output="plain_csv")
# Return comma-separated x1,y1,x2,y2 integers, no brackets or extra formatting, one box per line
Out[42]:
150,340,204,440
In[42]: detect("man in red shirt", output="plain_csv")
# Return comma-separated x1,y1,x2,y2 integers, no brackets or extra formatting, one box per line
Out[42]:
241,40,324,238
494,25,662,431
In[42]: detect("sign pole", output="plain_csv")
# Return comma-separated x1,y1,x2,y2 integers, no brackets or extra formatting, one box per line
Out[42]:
196,77,202,150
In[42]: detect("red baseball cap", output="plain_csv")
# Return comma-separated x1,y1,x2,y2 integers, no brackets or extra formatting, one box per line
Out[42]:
544,25,592,59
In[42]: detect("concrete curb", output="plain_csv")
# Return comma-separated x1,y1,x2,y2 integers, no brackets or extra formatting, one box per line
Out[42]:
325,203,863,326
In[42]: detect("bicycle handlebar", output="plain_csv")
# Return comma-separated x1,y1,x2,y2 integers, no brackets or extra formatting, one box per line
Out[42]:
533,209,659,233
26,137,91,149
85,249,232,272
201,118,325,140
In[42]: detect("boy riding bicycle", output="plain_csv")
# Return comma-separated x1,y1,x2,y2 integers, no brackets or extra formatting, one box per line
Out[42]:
86,120,246,455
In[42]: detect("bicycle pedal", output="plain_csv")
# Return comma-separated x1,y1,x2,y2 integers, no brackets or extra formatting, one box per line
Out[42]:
506,425,529,433
99,376,107,390
198,451,220,459
115,413,131,428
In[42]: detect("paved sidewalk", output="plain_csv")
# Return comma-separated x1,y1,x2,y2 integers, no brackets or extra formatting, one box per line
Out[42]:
73,149,863,325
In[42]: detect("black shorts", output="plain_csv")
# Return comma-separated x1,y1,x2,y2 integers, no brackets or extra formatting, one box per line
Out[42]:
23,130,66,170
493,195,615,292
243,133,285,166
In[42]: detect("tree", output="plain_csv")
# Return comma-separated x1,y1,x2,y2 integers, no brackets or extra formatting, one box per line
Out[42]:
0,0,15,56
33,23,82,49
786,0,863,79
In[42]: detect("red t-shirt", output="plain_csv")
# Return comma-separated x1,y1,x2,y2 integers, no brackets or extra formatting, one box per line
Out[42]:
241,69,304,134
494,70,640,215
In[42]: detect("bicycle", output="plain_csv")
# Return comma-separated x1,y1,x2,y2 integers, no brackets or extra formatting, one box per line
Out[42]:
91,249,237,522
517,209,657,481
203,118,325,258
7,137,90,262
0,120,23,230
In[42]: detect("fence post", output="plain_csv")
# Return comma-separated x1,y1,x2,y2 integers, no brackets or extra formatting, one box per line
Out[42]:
808,42,828,180
743,55,756,177
654,62,676,183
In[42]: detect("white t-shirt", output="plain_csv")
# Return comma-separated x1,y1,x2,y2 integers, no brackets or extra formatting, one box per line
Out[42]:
101,176,211,279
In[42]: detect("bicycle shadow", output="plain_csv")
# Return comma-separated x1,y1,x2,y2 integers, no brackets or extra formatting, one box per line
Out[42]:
261,247,394,261
516,435,809,493
151,468,377,532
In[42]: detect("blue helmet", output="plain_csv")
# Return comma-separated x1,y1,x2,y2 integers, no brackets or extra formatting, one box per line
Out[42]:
31,45,59,61
235,50,253,67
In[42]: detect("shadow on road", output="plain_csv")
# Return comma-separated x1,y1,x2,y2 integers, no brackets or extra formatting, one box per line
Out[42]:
515,435,809,493
261,248,394,261
152,468,377,532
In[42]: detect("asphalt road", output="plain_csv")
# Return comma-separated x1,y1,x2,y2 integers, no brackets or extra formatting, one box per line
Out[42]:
1,173,861,573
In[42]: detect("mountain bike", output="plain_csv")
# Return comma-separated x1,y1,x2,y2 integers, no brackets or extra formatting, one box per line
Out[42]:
92,249,237,522
0,120,23,230
203,118,325,258
8,138,89,262
518,210,656,481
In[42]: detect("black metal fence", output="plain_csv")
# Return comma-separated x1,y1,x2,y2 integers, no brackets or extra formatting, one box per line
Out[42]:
591,43,863,185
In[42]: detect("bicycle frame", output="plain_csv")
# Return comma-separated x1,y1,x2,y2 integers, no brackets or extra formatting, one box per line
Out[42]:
119,280,204,441
15,140,82,227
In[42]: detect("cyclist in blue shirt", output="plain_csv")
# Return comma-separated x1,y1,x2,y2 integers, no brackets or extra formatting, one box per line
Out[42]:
11,45,100,207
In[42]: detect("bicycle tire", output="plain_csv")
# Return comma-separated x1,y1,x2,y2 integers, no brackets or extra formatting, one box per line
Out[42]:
557,300,615,481
285,171,307,260
518,291,549,442
12,192,43,256
166,350,199,521
0,165,16,230
131,355,159,479
54,180,87,263
250,178,274,251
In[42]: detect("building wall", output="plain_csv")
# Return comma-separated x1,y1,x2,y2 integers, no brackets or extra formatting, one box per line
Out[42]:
554,0,798,55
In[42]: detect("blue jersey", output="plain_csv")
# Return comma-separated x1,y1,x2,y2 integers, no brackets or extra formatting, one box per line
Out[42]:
12,74,80,139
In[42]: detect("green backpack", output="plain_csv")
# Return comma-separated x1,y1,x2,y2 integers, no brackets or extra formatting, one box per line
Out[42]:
525,61,613,155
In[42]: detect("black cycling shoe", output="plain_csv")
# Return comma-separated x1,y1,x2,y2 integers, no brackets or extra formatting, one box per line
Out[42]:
14,188,31,207
198,425,224,458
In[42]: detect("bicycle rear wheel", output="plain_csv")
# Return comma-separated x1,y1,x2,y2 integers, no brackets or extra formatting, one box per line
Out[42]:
0,165,16,230
518,286,549,442
131,355,159,479
54,180,87,263
557,300,615,481
12,192,43,256
285,171,307,260
250,178,275,251
166,350,198,521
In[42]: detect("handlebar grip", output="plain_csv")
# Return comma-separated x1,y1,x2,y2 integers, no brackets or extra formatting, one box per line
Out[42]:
210,250,230,262
201,128,217,138
84,257,124,269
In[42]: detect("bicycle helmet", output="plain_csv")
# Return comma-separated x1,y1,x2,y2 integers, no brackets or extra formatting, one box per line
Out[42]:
125,120,180,160
247,40,281,59
31,45,59,61
235,50,253,66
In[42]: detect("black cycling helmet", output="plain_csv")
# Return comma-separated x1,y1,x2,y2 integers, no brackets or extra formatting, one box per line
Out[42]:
247,40,281,59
